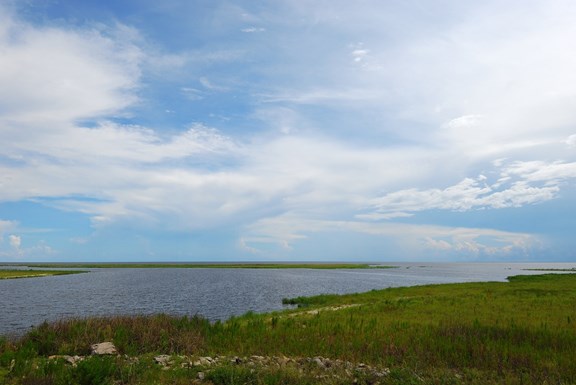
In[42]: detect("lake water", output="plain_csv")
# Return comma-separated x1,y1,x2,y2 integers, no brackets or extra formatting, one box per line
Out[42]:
1,262,574,336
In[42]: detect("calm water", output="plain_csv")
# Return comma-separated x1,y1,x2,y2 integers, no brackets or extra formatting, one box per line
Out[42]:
1,262,574,336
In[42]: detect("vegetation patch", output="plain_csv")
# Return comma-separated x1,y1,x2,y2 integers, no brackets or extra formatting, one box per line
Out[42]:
1,273,575,384
0,270,86,280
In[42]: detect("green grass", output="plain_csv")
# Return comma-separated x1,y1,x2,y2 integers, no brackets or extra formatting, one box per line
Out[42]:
1,273,576,384
0,270,86,280
20,262,394,269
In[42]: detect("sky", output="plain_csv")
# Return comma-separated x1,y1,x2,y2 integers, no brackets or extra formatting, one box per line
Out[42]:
1,0,576,262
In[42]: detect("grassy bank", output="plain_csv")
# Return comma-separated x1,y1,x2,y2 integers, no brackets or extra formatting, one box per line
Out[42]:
0,270,86,280
21,263,392,269
1,273,575,384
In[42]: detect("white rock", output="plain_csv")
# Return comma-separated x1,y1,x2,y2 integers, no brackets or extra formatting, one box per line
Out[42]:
154,355,172,366
90,342,118,355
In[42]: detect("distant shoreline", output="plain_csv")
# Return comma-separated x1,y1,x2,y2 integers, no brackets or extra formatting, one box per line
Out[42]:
11,262,396,269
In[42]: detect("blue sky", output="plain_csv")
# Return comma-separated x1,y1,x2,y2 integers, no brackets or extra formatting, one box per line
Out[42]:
1,0,576,262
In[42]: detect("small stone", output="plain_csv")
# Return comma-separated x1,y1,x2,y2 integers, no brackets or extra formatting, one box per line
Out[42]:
277,356,290,366
181,361,194,368
66,355,84,366
48,355,84,366
195,356,214,366
91,342,118,355
154,355,172,366
197,371,205,380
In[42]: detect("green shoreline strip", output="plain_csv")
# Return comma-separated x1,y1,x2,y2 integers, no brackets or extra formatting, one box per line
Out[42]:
20,263,395,269
0,269,86,280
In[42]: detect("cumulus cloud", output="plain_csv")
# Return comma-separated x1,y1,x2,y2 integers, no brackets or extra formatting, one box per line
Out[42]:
0,7,238,175
423,233,534,259
567,135,576,148
365,159,574,219
509,159,574,188
444,115,484,132
0,233,24,259
0,220,17,240
19,133,433,233
241,213,537,259
9,235,21,249
0,10,141,124
350,42,369,63
1,219,55,259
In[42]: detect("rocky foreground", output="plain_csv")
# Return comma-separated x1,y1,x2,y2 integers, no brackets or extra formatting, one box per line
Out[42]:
43,342,392,384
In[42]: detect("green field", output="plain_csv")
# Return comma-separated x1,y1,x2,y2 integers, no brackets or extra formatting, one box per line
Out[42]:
21,263,392,269
1,273,575,384
0,270,86,280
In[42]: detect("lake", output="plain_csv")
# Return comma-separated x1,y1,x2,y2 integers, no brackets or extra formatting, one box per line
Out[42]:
1,262,574,336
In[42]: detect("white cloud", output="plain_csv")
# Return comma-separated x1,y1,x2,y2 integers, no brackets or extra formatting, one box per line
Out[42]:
9,235,21,249
423,234,532,258
0,225,23,259
199,77,229,91
241,213,537,259
181,87,204,100
261,1,576,158
501,161,576,184
0,9,141,124
567,134,576,148
241,27,265,33
0,220,17,241
351,48,369,63
2,121,236,172
261,87,386,105
367,161,568,219
444,115,484,132
21,134,432,232
0,234,56,260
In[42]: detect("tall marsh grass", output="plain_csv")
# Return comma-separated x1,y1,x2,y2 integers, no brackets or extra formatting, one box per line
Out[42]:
21,314,208,356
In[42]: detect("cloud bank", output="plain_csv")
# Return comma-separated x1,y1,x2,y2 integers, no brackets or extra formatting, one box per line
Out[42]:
1,1,576,261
